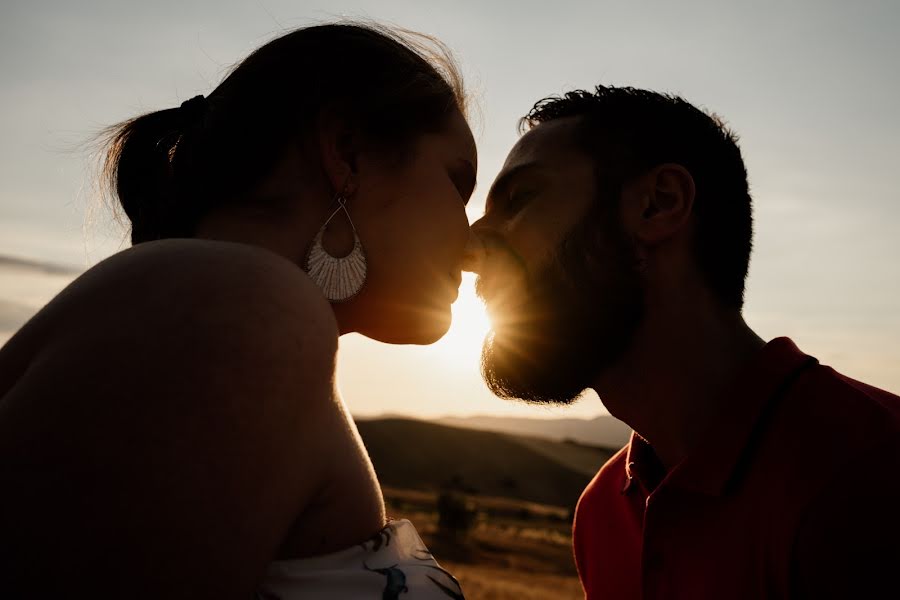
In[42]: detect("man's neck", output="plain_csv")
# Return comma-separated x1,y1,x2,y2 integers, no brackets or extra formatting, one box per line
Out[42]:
592,300,765,471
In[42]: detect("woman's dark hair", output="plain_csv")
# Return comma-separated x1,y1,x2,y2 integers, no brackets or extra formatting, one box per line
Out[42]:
521,85,752,309
100,23,466,244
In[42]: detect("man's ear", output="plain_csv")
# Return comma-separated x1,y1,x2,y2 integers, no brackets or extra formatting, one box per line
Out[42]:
316,110,360,197
622,163,695,245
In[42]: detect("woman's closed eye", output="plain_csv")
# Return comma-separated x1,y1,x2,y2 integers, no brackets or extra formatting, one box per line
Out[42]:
448,159,477,205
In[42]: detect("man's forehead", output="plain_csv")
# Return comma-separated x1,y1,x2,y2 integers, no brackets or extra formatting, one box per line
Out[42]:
502,116,585,170
485,115,597,219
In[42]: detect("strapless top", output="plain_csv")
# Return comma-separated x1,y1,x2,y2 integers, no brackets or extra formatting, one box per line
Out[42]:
257,519,464,599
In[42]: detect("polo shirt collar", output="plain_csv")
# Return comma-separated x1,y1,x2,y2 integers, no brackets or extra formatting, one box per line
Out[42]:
621,337,817,497
622,432,666,494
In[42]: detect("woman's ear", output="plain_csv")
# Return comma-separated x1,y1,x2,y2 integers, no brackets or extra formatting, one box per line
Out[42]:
623,163,695,245
316,110,360,197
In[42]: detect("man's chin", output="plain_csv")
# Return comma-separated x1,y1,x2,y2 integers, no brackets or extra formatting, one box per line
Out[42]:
480,331,592,405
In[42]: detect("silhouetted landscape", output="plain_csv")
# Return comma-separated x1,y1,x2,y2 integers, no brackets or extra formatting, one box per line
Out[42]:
357,417,620,507
437,413,631,449
355,417,621,598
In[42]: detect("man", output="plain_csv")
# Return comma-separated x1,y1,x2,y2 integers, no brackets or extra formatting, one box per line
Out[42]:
464,86,899,599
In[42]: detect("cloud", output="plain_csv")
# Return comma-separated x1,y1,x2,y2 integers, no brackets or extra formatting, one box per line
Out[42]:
0,299,37,335
0,254,82,276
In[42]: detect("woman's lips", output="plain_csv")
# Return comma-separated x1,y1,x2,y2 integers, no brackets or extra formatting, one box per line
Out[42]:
445,272,462,303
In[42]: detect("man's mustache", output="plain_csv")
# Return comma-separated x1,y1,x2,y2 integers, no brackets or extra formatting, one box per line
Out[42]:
472,232,530,303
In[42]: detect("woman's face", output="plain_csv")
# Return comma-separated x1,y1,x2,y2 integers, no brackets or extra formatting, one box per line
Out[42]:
343,110,477,344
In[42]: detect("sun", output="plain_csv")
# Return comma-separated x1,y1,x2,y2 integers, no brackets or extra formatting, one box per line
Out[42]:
427,273,492,368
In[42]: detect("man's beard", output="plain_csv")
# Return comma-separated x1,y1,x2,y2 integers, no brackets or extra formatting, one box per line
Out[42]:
480,205,645,405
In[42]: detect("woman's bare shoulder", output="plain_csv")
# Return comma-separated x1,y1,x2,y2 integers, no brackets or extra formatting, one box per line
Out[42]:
1,238,344,481
93,239,333,322
0,240,344,595
4,237,343,443
0,239,337,400
42,239,336,353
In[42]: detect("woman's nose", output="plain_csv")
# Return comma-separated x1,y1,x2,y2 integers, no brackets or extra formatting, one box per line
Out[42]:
462,228,486,273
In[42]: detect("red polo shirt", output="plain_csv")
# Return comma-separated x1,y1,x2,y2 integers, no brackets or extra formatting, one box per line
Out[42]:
573,338,900,599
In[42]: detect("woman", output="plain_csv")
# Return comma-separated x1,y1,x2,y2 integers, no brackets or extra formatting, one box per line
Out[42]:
0,23,476,598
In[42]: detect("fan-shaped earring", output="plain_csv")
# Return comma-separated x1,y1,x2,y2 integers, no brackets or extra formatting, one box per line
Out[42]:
304,193,367,302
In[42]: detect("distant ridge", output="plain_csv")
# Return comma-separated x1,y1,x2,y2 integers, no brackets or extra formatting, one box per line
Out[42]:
356,418,616,508
433,414,632,449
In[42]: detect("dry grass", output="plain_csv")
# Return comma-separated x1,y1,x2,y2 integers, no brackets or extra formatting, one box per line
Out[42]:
441,562,584,600
359,417,608,599
384,487,584,600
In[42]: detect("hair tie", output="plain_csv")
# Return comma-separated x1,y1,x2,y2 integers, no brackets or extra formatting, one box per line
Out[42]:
179,94,208,122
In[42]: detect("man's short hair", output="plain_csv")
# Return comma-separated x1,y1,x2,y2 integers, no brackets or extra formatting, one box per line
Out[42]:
521,85,753,309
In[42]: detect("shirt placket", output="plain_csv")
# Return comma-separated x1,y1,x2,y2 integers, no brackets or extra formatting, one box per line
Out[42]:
640,492,666,600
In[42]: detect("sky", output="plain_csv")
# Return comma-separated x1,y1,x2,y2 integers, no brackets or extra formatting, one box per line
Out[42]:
1,0,898,419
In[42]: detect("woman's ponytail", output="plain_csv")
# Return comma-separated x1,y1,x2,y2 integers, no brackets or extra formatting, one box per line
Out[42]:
100,101,202,244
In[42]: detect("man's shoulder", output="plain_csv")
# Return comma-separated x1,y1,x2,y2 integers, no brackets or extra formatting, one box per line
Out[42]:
787,370,900,597
788,362,900,445
818,366,900,420
759,360,900,507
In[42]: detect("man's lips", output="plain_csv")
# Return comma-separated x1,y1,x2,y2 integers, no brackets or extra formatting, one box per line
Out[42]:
471,234,530,313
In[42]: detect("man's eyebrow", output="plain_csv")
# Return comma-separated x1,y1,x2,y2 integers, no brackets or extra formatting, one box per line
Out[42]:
486,162,545,208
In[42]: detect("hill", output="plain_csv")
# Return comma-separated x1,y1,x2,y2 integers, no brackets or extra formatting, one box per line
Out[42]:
355,418,616,509
437,413,632,449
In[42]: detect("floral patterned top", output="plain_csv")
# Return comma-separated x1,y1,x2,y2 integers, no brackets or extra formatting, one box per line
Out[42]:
258,520,465,599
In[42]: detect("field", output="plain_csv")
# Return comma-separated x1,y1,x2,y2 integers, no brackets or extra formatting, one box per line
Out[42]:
355,418,619,599
383,486,584,599
356,418,615,508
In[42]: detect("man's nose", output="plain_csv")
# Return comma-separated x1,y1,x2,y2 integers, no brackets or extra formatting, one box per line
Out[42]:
462,228,486,273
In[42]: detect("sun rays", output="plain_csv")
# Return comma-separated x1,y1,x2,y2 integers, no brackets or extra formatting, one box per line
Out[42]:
425,273,492,368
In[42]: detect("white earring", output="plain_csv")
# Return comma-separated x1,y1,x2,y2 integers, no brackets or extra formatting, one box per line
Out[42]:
304,193,367,302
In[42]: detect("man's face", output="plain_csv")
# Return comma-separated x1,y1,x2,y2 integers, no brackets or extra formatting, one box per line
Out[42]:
470,117,645,404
